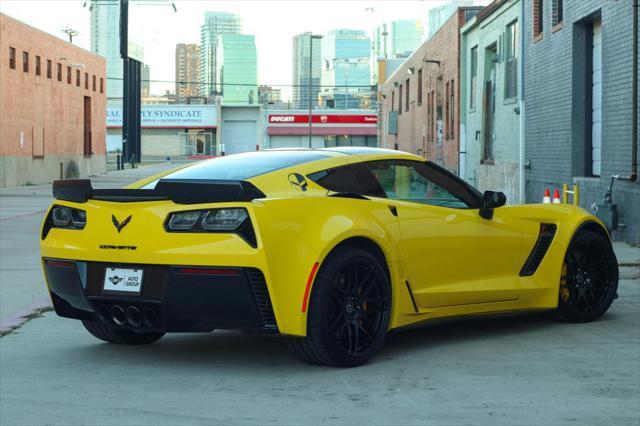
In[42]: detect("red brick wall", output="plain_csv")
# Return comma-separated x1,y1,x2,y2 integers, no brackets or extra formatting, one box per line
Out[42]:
380,9,472,174
0,13,106,159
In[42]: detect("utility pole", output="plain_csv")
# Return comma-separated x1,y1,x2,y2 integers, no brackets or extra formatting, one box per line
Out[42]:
61,28,78,44
308,34,323,148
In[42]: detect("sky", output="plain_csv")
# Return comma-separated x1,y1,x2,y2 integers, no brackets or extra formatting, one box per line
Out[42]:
0,0,488,101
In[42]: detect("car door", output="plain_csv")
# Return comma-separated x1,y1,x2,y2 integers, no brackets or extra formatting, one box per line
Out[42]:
365,160,524,308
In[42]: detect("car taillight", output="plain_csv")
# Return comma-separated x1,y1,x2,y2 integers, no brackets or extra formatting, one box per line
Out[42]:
51,206,87,229
165,208,256,247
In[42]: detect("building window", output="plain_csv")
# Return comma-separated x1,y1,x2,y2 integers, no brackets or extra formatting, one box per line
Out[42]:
67,66,71,84
35,55,41,75
399,84,403,115
46,59,52,79
552,0,563,28
445,81,450,140
85,72,89,89
405,78,410,111
9,47,16,69
23,51,29,72
417,69,423,106
57,63,62,81
427,92,433,142
76,69,80,86
449,79,455,139
505,20,518,99
470,46,478,109
100,77,104,93
533,0,544,40
391,90,395,112
92,75,96,91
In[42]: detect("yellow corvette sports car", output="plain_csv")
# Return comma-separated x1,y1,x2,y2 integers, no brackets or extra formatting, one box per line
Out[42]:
40,148,619,366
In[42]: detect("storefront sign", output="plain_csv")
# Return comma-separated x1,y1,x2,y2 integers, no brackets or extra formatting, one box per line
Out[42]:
107,105,217,128
268,114,377,125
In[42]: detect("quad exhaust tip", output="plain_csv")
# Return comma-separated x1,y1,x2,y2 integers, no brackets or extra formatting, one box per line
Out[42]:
98,303,159,328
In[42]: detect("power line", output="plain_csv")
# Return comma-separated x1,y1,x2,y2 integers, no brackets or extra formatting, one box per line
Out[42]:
106,77,375,89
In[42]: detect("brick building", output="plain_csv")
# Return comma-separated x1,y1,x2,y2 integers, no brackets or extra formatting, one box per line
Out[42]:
175,43,200,103
379,7,482,173
523,0,639,243
0,14,107,187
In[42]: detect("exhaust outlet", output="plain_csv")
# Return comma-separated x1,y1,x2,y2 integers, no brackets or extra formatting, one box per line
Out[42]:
142,307,158,328
125,306,142,328
110,305,127,326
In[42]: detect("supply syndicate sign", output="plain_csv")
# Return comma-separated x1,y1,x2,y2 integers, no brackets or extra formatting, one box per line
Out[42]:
107,105,217,128
268,114,378,125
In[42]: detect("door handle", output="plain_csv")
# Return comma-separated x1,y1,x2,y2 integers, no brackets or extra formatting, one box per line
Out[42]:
388,205,398,217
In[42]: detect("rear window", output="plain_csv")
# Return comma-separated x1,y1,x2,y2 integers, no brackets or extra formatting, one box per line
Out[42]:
147,151,330,187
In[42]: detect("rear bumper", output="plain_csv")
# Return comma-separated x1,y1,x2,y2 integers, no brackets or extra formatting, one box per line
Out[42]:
43,258,278,333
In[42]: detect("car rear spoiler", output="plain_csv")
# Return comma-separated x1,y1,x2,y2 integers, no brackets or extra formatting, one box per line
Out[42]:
52,179,266,204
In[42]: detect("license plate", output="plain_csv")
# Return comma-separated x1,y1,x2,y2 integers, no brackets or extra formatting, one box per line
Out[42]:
103,267,143,294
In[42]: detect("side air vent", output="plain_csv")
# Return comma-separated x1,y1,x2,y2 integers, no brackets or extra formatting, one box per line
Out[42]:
520,223,558,276
246,268,278,332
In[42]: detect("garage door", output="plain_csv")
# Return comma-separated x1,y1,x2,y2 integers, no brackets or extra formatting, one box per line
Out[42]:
270,136,304,149
591,20,602,176
222,120,257,154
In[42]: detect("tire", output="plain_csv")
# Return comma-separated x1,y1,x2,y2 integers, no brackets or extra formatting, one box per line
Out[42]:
556,230,618,323
287,246,391,367
82,320,165,345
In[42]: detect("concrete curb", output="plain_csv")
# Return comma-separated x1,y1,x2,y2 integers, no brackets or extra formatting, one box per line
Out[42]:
0,298,52,337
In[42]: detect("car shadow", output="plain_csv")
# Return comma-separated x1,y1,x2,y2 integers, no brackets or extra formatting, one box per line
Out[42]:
66,311,620,370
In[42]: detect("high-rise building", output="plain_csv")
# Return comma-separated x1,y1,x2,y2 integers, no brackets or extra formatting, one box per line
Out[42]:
320,29,371,109
258,85,282,104
292,32,322,109
199,12,242,97
141,63,150,97
427,0,474,39
216,34,257,105
89,0,144,105
175,44,200,102
373,20,423,60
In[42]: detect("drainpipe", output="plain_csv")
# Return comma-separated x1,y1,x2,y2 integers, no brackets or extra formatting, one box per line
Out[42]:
621,0,639,182
518,0,526,202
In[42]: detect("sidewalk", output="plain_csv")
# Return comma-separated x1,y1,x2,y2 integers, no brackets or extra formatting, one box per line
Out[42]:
0,162,183,332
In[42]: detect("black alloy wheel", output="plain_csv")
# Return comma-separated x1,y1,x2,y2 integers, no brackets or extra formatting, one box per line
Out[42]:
287,246,391,367
557,230,618,322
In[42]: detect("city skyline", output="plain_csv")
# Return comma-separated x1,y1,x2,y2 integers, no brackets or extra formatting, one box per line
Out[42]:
0,0,491,101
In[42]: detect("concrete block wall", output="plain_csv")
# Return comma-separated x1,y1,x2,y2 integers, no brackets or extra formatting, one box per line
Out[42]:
523,0,640,244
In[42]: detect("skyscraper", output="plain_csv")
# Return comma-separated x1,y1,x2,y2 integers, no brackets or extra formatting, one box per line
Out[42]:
292,32,322,109
216,34,257,105
373,20,423,60
199,12,242,97
175,44,201,102
320,29,371,109
141,63,150,97
89,0,144,105
427,0,474,39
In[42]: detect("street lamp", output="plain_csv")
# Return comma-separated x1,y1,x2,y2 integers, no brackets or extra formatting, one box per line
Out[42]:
308,34,323,148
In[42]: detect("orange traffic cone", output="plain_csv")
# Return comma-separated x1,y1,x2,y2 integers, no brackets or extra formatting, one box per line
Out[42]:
543,189,551,204
552,189,561,204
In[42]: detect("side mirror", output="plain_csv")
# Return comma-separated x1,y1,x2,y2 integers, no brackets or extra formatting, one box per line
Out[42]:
479,191,507,220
